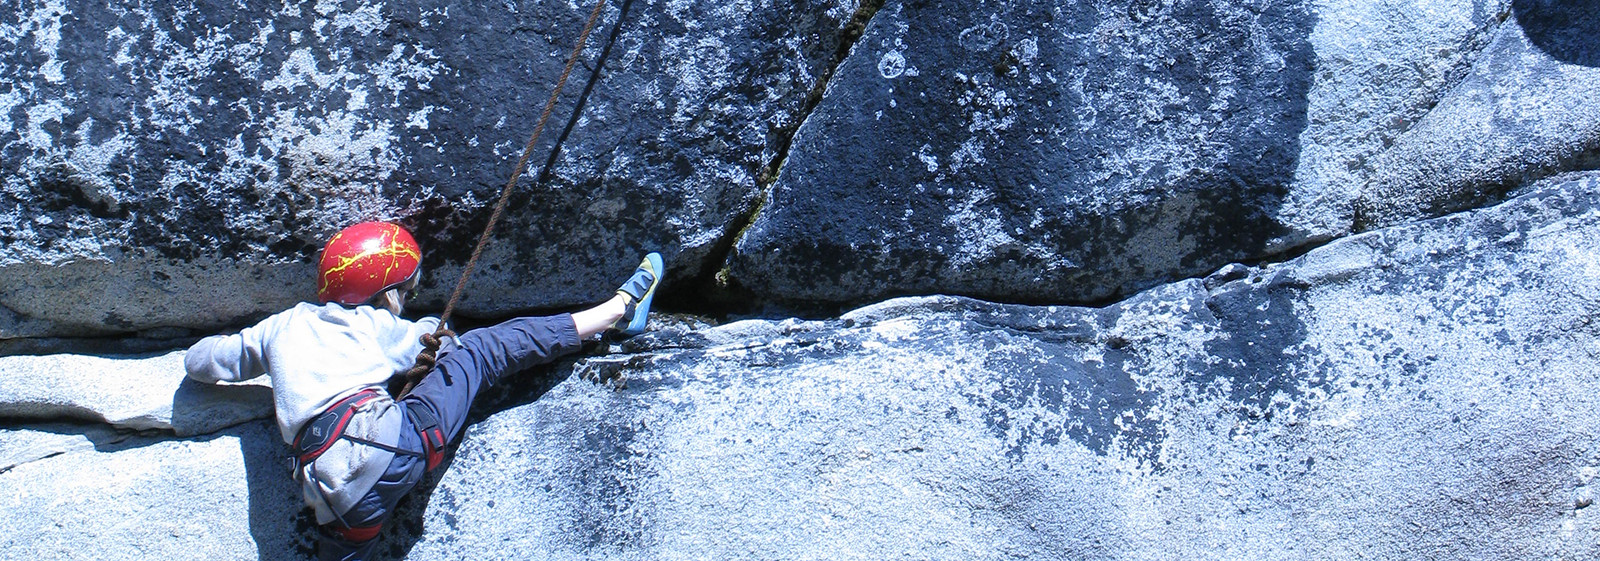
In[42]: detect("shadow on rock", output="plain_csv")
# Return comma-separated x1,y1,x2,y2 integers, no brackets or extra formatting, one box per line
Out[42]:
1514,0,1600,67
170,381,347,559
164,370,310,558
358,352,585,559
171,376,275,437
233,421,320,560
726,0,1317,311
0,334,201,357
1196,269,1314,426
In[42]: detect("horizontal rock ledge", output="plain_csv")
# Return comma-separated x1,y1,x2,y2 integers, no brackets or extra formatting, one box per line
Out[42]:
0,351,272,437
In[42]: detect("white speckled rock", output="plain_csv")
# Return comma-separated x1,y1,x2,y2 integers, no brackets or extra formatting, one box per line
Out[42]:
1276,0,1509,244
390,171,1600,559
1357,0,1600,229
0,0,863,336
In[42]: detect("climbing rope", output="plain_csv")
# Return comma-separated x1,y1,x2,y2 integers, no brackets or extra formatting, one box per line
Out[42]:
394,0,611,399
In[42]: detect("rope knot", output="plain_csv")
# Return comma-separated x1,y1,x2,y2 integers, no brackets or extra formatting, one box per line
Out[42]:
392,327,458,398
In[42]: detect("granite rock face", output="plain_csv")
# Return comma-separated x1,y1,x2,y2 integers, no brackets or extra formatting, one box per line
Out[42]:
732,0,1316,307
0,421,309,560
2,173,1598,559
726,0,1517,308
2,1,1599,559
4,0,1589,335
1357,0,1600,229
0,0,860,337
395,171,1600,559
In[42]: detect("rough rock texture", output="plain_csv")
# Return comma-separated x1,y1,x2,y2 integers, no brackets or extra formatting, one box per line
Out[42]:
0,423,127,473
1356,0,1600,229
396,171,1598,558
4,0,1585,335
1277,0,1509,240
726,0,1511,308
3,1,1600,558
0,421,309,560
3,172,1600,559
0,350,271,436
0,0,860,337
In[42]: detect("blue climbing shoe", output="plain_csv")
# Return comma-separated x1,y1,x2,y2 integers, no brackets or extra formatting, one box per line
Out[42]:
614,252,663,336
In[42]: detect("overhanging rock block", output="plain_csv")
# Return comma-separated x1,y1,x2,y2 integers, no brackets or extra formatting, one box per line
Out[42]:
0,0,860,336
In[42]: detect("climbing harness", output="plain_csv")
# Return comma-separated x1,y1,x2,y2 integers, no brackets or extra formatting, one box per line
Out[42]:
405,403,449,472
292,389,450,476
291,390,413,473
291,389,449,534
393,0,612,399
290,389,412,531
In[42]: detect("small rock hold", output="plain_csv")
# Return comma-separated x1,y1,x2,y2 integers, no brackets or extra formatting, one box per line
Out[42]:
1204,263,1252,291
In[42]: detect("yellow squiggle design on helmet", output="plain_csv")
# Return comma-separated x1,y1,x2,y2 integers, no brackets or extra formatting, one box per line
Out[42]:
317,227,421,299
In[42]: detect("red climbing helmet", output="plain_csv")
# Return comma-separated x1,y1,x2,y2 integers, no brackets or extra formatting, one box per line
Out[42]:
316,222,422,305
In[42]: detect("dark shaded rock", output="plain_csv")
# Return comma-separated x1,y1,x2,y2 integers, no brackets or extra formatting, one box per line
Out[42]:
0,0,859,336
1513,0,1600,68
730,0,1319,309
725,0,1511,310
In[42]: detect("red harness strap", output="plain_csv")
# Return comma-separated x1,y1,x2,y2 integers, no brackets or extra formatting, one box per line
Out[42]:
421,425,447,471
331,523,383,543
403,403,449,472
292,389,384,467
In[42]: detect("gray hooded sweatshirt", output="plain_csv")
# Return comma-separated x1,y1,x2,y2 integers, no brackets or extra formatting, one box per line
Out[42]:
185,302,440,525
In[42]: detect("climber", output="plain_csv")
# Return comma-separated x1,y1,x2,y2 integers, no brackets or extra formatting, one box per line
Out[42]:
183,221,664,561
